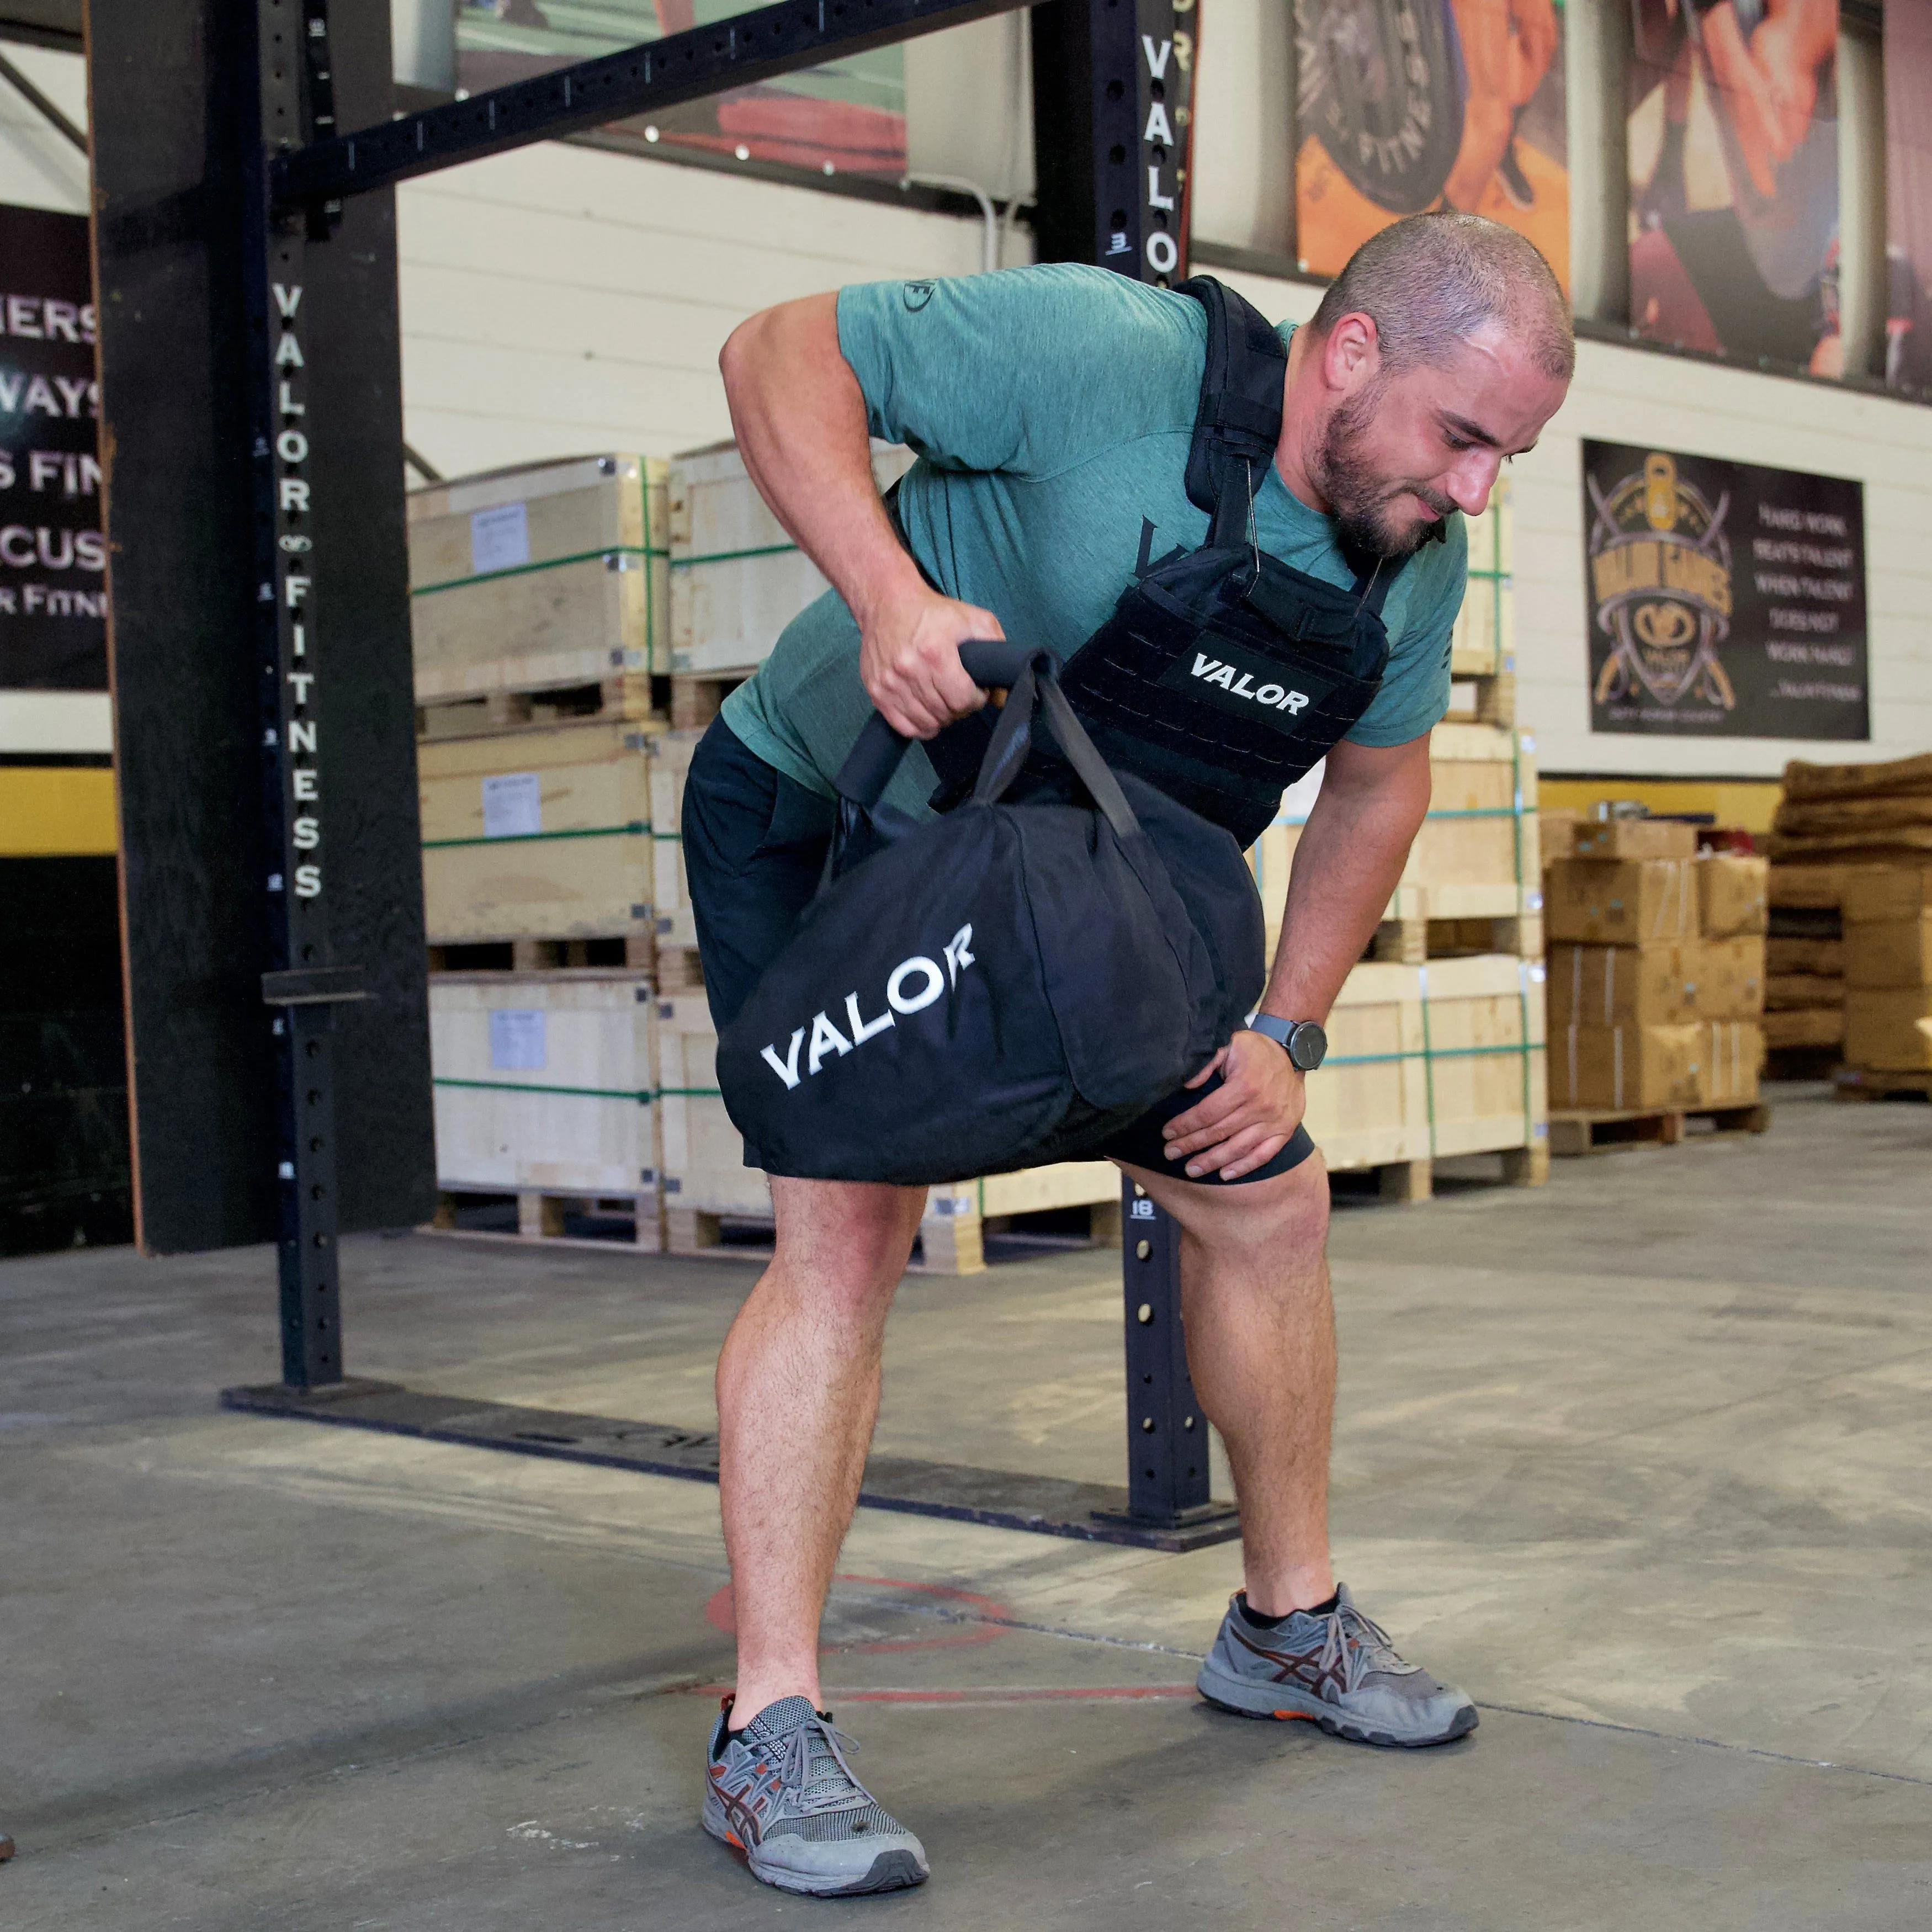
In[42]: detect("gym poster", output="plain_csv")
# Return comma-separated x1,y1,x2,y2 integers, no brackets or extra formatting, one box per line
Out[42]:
1583,439,1869,742
457,0,908,178
1293,0,1570,290
0,203,103,693
1885,0,1932,393
1627,0,1842,374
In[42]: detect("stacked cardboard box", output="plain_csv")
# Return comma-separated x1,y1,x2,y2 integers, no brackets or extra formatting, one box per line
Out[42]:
1544,820,1766,1111
1768,751,1932,868
1843,868,1932,1074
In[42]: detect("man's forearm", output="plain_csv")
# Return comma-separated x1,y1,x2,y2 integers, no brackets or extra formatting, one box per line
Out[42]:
1259,739,1432,1025
719,294,925,629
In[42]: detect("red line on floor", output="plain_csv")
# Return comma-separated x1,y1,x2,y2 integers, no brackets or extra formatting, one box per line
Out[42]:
688,1682,1197,1704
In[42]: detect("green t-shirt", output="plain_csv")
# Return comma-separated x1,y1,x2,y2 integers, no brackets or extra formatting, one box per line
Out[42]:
722,262,1466,816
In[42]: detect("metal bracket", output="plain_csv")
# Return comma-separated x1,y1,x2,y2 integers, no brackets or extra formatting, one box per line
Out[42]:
261,964,367,1005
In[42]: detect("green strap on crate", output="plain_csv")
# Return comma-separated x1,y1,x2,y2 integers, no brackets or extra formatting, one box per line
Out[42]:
433,1077,654,1102
422,823,649,851
668,541,799,570
411,543,668,598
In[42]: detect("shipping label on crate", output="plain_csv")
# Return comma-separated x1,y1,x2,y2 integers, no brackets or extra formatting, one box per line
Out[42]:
470,501,530,575
481,772,542,839
489,1009,546,1070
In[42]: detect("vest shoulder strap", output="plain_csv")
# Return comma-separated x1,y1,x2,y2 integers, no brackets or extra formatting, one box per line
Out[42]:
1176,275,1287,548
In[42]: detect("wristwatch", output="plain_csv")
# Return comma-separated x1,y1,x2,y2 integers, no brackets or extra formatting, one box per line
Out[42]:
1246,1013,1328,1071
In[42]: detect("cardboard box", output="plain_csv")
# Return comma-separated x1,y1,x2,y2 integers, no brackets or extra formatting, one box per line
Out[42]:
1699,1021,1763,1106
1571,819,1699,861
1844,988,1932,1071
1696,853,1769,938
1845,914,1932,989
1544,858,1697,946
1842,867,1932,925
1547,943,1699,1027
1697,936,1767,1018
1552,1023,1705,1111
1540,810,1579,863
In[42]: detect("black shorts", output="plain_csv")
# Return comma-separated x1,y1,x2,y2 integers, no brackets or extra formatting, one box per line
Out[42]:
681,717,1316,1188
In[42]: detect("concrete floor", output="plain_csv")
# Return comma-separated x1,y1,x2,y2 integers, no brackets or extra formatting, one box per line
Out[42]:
5,1081,1932,1928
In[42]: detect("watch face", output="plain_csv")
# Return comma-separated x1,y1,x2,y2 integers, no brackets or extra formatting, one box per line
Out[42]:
1289,1021,1328,1071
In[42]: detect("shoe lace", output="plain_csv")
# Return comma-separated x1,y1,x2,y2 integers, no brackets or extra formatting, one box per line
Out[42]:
776,1715,870,1815
1312,1601,1408,1694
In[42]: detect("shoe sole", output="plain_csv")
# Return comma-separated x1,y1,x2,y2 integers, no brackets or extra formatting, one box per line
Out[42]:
1196,1662,1478,1749
703,1803,929,1896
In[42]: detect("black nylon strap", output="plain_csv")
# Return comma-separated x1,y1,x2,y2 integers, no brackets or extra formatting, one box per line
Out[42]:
1177,276,1287,551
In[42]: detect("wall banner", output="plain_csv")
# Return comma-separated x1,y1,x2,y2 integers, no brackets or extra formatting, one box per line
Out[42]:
0,204,103,692
1885,0,1932,392
1583,439,1867,741
1627,0,1841,374
1294,0,1569,291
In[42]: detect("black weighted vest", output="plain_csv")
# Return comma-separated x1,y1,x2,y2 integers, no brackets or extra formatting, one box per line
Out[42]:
1054,276,1430,850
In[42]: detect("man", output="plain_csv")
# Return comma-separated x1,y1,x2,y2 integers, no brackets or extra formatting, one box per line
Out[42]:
686,212,1573,1898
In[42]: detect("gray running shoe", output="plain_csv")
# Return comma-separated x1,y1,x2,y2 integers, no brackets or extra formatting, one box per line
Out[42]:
702,1695,930,1896
1197,1585,1478,1747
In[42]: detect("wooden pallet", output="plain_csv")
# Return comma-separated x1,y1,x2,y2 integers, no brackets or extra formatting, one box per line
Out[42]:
428,935,655,974
1331,1144,1550,1203
662,1195,1124,1276
1548,1102,1771,1156
1370,911,1544,963
668,669,752,732
417,671,661,739
1833,1068,1932,1102
1443,665,1516,729
428,1186,662,1251
1765,1044,1843,1082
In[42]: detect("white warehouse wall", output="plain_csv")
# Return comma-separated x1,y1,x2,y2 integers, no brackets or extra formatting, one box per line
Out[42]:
395,143,1001,477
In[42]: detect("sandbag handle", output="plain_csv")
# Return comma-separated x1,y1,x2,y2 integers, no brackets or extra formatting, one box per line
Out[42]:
834,638,1031,809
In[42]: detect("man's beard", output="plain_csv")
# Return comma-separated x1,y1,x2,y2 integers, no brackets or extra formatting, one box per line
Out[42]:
1315,386,1458,559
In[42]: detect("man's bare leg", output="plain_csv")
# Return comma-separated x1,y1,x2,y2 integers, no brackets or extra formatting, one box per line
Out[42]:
1120,1155,1337,1614
716,1174,928,1718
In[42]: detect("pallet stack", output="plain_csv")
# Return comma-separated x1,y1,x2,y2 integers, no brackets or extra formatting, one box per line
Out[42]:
1838,866,1932,1100
1764,750,1932,1088
1541,819,1770,1153
1246,483,1549,1198
1764,864,1845,1075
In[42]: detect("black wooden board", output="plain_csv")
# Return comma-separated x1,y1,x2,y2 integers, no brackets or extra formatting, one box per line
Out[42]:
221,1382,1245,1553
92,0,433,1252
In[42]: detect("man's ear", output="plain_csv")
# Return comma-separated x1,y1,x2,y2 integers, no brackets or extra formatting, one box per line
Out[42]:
1318,312,1381,396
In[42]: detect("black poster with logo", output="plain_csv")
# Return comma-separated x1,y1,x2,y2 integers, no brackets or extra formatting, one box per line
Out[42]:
0,204,104,691
1583,439,1867,741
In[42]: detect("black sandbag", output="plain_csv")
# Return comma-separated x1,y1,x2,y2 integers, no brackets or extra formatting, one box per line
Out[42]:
715,649,1265,1185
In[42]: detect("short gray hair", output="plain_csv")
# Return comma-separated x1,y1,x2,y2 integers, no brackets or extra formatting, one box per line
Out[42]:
1308,213,1574,381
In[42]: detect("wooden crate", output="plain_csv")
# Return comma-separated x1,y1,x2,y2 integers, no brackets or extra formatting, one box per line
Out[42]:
667,440,912,675
920,1164,1124,1275
1250,724,1542,958
409,453,670,702
1306,956,1547,1180
655,992,772,1222
646,730,704,948
418,720,659,944
429,972,659,1209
